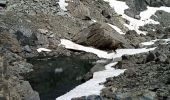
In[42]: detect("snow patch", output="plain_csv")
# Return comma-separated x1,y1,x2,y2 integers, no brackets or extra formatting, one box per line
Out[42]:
140,38,170,46
37,48,52,52
60,39,113,59
56,62,125,100
103,0,170,34
91,19,97,23
58,0,68,11
60,39,156,59
108,24,125,34
57,39,156,100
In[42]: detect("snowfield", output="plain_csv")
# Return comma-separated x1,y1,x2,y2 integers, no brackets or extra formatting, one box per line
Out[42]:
56,39,156,100
55,0,170,99
104,0,170,34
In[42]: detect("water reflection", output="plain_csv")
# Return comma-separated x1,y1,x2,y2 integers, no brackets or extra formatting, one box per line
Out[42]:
24,56,95,100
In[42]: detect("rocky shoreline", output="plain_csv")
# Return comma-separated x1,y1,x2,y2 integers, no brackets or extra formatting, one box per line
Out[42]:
1,0,170,100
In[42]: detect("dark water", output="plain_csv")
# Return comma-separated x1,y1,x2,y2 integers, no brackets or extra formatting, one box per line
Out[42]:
24,56,95,100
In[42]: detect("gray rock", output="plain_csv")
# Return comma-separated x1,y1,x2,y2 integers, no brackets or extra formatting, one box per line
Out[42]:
67,0,90,20
101,44,170,100
144,0,170,7
90,63,105,73
73,22,132,50
15,81,40,100
125,30,146,48
101,9,112,19
134,15,141,20
126,0,147,11
0,0,6,7
23,91,40,100
23,45,32,53
7,0,60,15
151,10,170,27
0,32,21,53
72,95,103,100
124,9,139,18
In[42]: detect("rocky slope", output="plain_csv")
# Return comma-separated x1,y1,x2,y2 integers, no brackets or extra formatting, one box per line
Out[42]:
0,0,128,99
0,0,170,100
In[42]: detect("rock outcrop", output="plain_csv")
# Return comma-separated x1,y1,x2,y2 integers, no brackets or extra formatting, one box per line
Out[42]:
73,22,132,50
101,44,170,100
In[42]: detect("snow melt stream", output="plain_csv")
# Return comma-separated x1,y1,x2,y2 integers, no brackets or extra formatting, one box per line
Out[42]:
56,39,156,100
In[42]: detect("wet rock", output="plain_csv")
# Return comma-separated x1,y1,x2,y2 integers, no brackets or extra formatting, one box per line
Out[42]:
73,22,131,50
15,81,40,100
81,72,93,82
72,95,103,100
24,91,40,100
90,63,106,73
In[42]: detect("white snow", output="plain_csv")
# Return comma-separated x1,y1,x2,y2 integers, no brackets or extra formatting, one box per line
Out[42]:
56,62,126,100
60,39,156,59
58,0,68,11
108,24,125,34
60,39,113,59
37,48,52,52
55,1,170,99
91,19,97,23
103,0,170,34
56,39,156,100
141,38,170,46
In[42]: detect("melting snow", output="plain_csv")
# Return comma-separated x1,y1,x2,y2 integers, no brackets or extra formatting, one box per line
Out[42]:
56,62,125,100
60,39,156,59
37,48,52,52
108,24,125,34
103,0,170,34
60,39,113,59
55,0,170,98
58,0,68,11
56,39,156,100
140,38,170,46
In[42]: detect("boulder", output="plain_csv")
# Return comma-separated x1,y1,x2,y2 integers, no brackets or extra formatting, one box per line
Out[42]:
125,30,146,48
152,10,170,27
126,0,147,11
73,22,131,50
101,9,112,19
